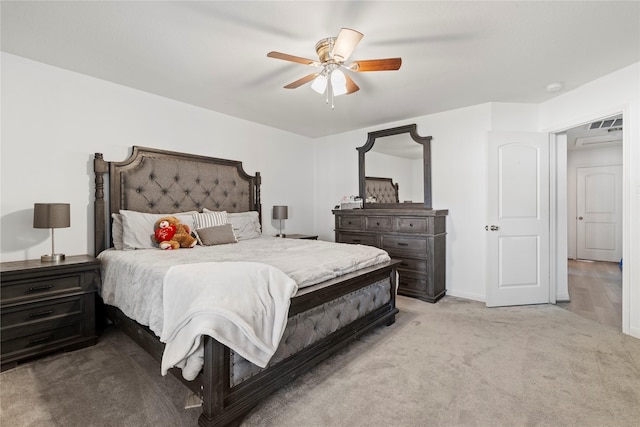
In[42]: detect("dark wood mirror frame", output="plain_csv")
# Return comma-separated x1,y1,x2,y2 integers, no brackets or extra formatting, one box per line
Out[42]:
357,123,432,209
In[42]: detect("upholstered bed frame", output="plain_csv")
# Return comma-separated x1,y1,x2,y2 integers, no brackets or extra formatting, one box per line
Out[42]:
365,176,400,203
93,146,399,426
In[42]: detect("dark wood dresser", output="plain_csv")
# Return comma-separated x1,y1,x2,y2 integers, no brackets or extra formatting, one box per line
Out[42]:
333,208,447,303
0,255,100,371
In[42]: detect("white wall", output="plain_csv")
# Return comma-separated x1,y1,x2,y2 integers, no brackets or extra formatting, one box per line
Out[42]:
0,53,314,262
567,145,623,259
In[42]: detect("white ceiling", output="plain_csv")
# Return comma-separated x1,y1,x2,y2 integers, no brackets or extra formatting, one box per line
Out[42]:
2,1,639,138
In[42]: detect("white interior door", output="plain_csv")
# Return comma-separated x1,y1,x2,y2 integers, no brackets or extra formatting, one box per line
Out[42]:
576,165,622,262
486,131,550,307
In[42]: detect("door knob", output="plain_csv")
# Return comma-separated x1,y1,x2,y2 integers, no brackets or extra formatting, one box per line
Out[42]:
490,225,499,231
578,216,583,220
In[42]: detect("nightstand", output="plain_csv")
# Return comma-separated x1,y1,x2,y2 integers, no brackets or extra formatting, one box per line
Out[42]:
282,234,319,240
0,255,100,371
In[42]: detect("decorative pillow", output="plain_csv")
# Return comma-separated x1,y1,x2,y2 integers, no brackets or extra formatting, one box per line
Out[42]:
119,210,197,250
192,211,229,245
196,224,238,246
204,209,261,241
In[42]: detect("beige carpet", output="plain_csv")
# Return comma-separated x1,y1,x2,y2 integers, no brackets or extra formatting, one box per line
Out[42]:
2,296,639,426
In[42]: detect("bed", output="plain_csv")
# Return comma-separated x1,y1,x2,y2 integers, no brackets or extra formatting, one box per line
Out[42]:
365,176,399,203
93,146,399,426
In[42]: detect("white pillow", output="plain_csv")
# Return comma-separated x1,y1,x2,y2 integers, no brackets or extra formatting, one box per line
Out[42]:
192,211,228,245
204,209,262,241
119,210,198,250
111,213,124,250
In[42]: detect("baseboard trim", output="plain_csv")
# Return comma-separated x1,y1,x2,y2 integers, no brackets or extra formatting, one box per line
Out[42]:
446,289,485,303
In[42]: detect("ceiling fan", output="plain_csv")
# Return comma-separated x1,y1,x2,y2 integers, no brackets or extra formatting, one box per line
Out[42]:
267,28,402,108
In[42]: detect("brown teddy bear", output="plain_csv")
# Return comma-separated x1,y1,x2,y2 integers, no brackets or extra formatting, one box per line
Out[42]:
153,216,197,250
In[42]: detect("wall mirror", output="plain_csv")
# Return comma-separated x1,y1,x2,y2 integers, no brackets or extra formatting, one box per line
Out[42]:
357,124,432,209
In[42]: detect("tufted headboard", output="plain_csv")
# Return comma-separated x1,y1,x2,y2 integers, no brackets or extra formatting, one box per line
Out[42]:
94,146,261,254
365,177,399,203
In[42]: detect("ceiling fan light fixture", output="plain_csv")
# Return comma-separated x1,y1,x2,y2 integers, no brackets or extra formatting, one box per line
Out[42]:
331,69,348,96
311,74,327,94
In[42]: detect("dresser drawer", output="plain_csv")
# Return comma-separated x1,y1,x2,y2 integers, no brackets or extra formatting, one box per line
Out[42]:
393,257,428,274
381,236,427,253
1,274,85,303
399,274,429,293
365,216,393,232
395,217,429,233
336,232,378,247
337,216,364,230
1,322,84,357
1,296,83,328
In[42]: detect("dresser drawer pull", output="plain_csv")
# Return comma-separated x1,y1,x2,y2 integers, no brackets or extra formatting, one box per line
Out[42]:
347,221,352,225
29,310,54,319
409,223,414,227
397,243,409,247
29,335,53,345
376,222,380,226
28,284,54,293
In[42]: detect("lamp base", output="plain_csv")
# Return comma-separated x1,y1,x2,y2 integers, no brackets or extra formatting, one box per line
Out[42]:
41,253,65,262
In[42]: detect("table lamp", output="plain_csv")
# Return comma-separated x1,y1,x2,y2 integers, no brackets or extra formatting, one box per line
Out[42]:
33,203,70,262
273,205,288,237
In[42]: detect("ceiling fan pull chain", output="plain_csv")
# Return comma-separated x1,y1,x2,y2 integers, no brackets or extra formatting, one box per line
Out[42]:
329,76,335,109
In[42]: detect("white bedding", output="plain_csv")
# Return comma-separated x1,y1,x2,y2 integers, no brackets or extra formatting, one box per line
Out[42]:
160,261,297,380
98,236,390,340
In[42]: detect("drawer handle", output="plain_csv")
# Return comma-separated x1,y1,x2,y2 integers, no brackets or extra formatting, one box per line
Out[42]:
29,310,54,319
397,243,409,247
29,335,53,345
376,222,380,226
347,221,352,225
409,223,414,227
28,284,54,293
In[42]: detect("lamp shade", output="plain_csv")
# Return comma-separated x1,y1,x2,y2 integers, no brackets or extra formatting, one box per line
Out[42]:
272,205,288,220
33,203,70,229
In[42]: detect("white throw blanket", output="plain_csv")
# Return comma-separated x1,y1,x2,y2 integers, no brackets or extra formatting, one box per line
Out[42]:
160,261,298,381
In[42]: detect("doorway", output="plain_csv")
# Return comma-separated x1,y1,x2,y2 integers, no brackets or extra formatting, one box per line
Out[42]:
557,113,623,329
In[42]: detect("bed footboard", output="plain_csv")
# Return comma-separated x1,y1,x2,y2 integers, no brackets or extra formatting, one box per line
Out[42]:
105,261,398,427
197,261,398,426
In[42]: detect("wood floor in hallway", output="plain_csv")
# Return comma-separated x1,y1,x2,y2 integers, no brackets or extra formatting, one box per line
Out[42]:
557,259,622,331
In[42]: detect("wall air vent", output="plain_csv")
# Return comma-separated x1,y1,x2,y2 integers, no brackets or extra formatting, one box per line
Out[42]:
589,118,623,129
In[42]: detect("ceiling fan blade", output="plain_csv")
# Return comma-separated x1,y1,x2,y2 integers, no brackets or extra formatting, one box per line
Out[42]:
344,73,360,94
267,51,319,66
283,73,319,89
332,28,363,62
350,58,402,72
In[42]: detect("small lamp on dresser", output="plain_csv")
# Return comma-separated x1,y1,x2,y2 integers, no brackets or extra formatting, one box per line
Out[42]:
273,205,288,237
33,203,70,262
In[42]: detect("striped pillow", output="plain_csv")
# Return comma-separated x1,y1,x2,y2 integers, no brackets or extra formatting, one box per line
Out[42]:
192,211,228,245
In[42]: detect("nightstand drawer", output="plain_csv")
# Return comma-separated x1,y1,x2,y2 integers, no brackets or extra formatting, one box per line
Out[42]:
1,296,83,328
1,274,84,303
336,232,378,247
1,322,84,357
1,255,99,370
337,216,364,230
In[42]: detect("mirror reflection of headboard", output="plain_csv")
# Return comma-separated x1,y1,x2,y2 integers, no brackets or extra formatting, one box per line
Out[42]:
365,177,399,203
357,124,432,209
